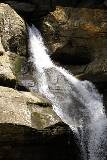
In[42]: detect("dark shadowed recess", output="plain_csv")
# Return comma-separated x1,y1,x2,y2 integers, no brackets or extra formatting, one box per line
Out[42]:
2,0,107,10
1,0,107,25
0,76,29,91
51,43,93,65
0,122,81,160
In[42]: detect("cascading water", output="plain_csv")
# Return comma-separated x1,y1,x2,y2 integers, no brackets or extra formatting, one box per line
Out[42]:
28,25,107,160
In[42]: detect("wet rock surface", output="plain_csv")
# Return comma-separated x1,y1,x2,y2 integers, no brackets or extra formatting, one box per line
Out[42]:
0,2,107,160
40,6,107,114
41,7,107,85
0,3,80,160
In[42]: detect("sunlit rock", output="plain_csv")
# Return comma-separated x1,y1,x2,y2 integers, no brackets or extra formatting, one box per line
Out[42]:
0,3,27,56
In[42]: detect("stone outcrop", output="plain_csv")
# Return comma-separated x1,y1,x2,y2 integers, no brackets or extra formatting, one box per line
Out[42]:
2,0,107,16
0,123,80,160
1,0,107,26
41,7,107,85
0,3,62,131
0,3,80,160
3,0,56,20
0,3,27,88
0,3,27,56
0,86,60,129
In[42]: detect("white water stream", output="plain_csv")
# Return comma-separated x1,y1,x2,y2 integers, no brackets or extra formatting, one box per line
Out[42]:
28,25,107,160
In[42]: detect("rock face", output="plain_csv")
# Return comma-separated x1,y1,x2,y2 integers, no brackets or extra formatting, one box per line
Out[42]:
3,0,56,21
40,7,107,115
0,81,79,159
0,2,61,130
1,2,107,160
0,86,60,129
0,3,27,56
0,3,27,87
0,123,80,160
3,0,107,16
1,0,107,27
0,3,80,160
41,7,107,84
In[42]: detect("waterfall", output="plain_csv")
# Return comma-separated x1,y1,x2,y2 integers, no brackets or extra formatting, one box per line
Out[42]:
28,25,107,160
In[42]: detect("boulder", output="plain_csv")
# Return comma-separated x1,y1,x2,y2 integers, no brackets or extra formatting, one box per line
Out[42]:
0,123,80,160
0,86,60,129
0,3,27,56
0,86,80,160
0,3,27,87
